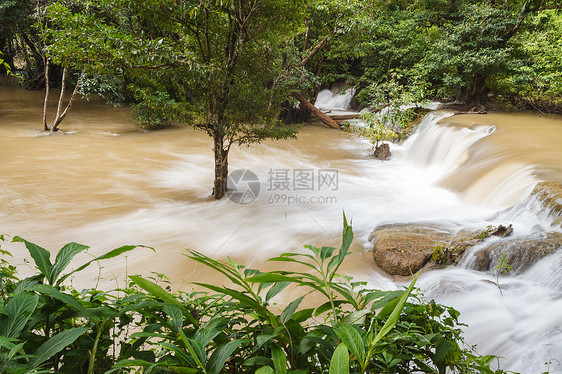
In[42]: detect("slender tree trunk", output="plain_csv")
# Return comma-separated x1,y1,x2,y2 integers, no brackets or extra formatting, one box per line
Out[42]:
51,75,80,132
54,68,67,121
292,92,341,129
212,131,229,199
42,59,50,131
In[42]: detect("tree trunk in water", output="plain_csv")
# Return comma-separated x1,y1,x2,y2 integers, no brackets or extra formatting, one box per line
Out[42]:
292,92,341,129
212,132,229,199
42,59,50,131
51,75,80,132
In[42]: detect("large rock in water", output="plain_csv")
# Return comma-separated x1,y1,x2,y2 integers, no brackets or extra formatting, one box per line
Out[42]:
472,232,562,274
369,224,478,276
369,223,515,276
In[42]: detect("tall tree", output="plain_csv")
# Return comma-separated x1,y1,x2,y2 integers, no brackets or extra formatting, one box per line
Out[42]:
46,0,306,198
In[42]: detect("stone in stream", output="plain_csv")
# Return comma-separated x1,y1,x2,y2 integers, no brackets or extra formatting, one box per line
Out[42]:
369,223,515,276
369,224,482,276
373,142,391,160
472,232,562,274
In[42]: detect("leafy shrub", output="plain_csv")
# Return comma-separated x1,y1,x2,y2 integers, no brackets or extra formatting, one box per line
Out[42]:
0,219,511,373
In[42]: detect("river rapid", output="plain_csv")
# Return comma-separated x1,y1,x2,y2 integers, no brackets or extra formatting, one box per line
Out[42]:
1,85,561,373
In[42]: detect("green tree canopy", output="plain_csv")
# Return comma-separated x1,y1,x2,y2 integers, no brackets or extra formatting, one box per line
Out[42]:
46,0,308,198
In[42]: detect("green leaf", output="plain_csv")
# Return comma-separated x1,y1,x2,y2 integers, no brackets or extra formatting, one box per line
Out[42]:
194,317,228,347
12,237,52,281
434,338,453,362
280,295,305,324
290,308,314,323
246,274,299,284
255,334,276,351
334,323,365,363
329,343,349,374
373,273,418,345
271,344,286,374
314,300,346,317
50,242,90,285
340,309,370,325
59,245,152,285
207,339,246,374
256,367,274,374
129,275,197,326
32,284,95,320
265,281,290,302
163,305,183,332
320,246,336,261
29,327,88,367
193,283,272,322
0,291,38,339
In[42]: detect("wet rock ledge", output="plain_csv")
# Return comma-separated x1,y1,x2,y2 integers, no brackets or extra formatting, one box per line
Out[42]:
370,182,562,277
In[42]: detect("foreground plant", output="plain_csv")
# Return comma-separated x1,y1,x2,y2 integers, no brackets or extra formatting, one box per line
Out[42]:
1,218,510,373
0,235,150,373
119,215,509,374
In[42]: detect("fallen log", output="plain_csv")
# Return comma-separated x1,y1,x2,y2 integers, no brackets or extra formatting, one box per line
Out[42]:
292,92,341,130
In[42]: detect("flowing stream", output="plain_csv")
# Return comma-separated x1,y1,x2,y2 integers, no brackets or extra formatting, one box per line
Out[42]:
1,84,561,373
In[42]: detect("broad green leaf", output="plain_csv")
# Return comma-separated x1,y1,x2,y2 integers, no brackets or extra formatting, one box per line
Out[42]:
434,338,453,362
265,281,290,302
130,275,197,326
32,284,95,320
255,334,276,351
329,343,349,374
271,344,287,374
50,242,90,285
7,341,25,360
113,359,154,367
243,356,272,367
320,246,336,261
161,342,196,367
29,327,88,367
290,308,314,323
0,292,38,339
164,305,184,332
340,309,370,325
280,295,305,324
207,338,246,374
12,237,52,280
256,367,274,374
171,367,199,374
334,323,365,363
59,245,152,285
194,317,228,347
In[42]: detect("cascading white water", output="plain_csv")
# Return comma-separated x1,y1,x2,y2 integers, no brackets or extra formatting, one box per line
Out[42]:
1,85,561,373
314,87,356,112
